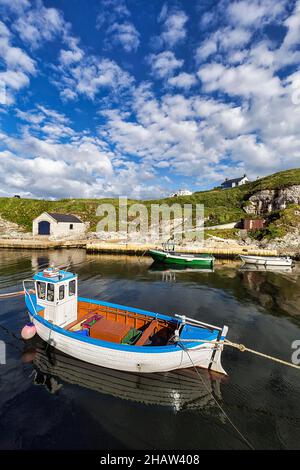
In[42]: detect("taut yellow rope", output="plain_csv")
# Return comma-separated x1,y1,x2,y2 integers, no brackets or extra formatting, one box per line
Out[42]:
178,338,300,370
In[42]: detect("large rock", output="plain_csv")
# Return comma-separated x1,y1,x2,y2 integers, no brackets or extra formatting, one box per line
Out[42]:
259,229,300,256
0,215,27,238
244,185,300,215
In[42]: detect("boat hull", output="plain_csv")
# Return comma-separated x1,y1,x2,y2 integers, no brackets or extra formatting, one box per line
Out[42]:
149,249,214,267
25,295,227,375
240,255,293,267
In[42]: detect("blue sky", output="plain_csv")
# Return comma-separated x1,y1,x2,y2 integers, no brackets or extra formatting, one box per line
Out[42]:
0,0,300,199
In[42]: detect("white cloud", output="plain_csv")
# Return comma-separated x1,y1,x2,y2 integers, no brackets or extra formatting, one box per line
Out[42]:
57,53,134,100
96,0,130,30
15,105,76,141
220,27,251,50
0,20,10,37
168,72,197,89
148,51,183,79
0,21,35,103
59,47,84,66
13,4,66,49
107,21,140,52
99,88,229,179
16,108,44,125
196,37,218,61
0,41,35,74
227,0,286,28
0,70,29,91
271,0,300,70
96,0,140,54
0,127,116,198
228,1,267,27
196,27,251,62
248,42,275,68
198,62,283,99
0,0,29,14
159,8,188,48
0,125,166,199
283,0,300,49
229,135,275,170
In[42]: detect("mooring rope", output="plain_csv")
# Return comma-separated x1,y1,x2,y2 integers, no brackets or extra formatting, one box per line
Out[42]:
136,249,148,264
0,323,23,351
0,289,35,299
64,258,97,275
178,342,255,450
0,290,24,299
177,338,300,371
45,322,55,352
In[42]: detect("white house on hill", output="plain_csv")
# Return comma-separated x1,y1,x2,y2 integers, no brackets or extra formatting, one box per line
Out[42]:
33,212,86,237
221,174,249,189
169,189,192,197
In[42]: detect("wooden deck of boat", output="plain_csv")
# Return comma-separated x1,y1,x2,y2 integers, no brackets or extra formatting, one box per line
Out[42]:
65,300,175,346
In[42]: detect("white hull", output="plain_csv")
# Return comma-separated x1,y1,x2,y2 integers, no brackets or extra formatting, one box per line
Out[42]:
240,255,293,267
30,315,227,375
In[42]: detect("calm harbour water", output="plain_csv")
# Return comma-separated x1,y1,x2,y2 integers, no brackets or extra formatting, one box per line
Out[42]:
1,248,300,450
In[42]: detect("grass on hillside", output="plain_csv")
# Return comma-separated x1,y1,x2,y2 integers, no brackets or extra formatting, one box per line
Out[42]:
1,167,299,232
204,228,240,240
247,168,300,193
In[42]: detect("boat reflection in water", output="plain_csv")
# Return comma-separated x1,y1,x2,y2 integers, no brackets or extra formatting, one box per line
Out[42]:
24,338,224,414
239,264,293,274
148,262,214,282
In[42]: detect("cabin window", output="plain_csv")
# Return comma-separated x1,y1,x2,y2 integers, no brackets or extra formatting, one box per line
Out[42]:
59,285,65,300
37,282,46,300
47,283,55,302
70,224,73,230
69,279,76,296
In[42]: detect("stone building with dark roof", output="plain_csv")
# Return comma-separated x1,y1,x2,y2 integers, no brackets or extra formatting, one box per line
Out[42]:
32,212,86,237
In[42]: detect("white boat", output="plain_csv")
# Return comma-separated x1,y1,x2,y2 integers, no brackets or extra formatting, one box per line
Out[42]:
23,267,228,375
240,254,293,267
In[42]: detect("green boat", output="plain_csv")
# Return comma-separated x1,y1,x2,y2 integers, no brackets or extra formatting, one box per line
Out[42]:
148,249,214,268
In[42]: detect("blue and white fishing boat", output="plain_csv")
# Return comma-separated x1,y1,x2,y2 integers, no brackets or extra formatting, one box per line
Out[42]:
23,267,228,375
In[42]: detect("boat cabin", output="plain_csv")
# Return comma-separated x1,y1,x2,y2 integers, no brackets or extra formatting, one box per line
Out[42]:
34,268,78,327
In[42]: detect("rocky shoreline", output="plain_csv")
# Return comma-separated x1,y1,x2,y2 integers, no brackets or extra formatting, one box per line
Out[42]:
0,235,294,259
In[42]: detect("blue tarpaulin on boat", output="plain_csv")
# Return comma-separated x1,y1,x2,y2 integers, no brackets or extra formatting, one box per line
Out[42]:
180,324,218,343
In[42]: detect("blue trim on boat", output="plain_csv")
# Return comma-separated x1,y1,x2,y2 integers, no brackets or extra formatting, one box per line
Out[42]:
78,296,178,324
25,293,221,353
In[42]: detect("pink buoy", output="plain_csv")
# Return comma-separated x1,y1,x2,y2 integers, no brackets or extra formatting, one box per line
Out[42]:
21,322,37,340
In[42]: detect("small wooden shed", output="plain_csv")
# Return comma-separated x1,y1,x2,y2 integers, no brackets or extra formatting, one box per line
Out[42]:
242,218,265,230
